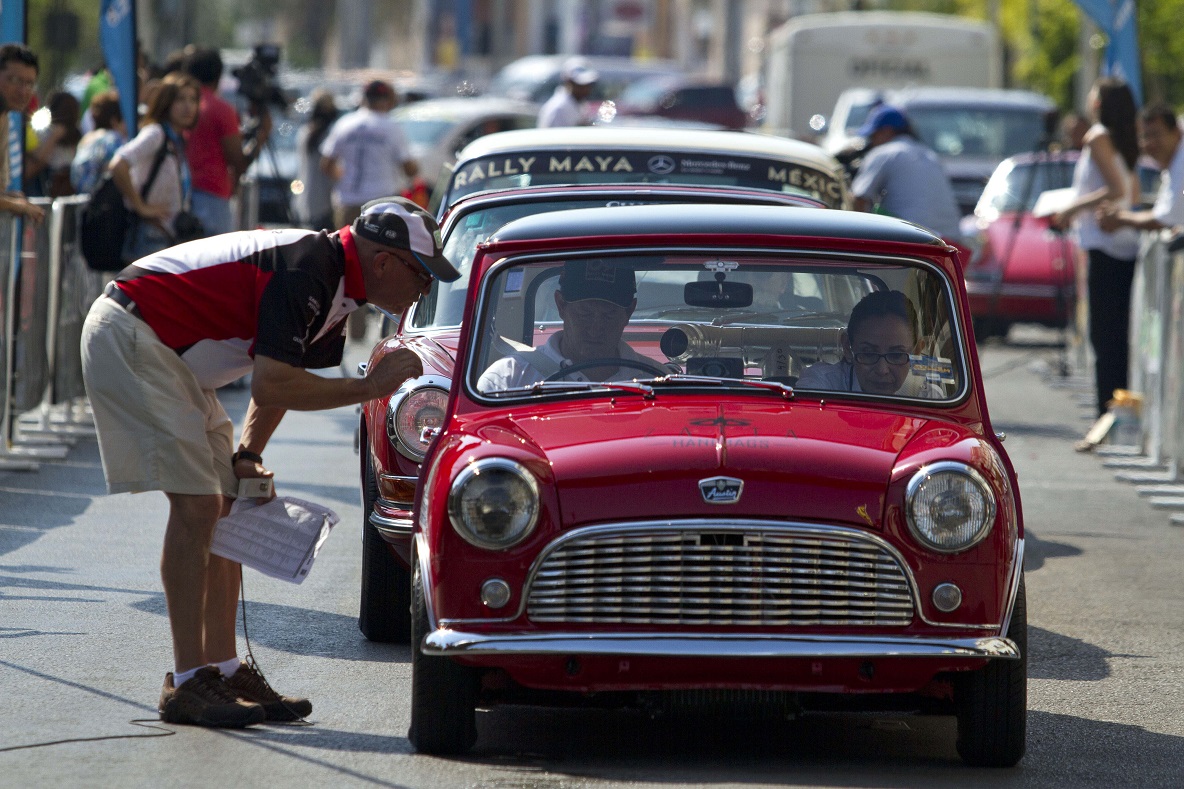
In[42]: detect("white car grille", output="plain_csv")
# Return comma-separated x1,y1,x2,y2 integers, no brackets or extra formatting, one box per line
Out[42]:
526,526,915,626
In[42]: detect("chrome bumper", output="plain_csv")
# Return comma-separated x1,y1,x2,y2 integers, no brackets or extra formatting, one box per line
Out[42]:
422,630,1020,660
369,507,413,539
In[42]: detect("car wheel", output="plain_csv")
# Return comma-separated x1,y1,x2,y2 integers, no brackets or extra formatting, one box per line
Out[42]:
408,562,479,755
955,576,1027,767
358,423,411,643
973,317,1010,341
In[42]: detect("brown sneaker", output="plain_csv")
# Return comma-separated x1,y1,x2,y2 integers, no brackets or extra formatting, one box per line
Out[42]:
224,661,313,722
159,667,266,728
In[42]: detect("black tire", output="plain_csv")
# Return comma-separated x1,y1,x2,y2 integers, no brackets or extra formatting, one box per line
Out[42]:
408,563,479,754
955,576,1027,767
358,424,411,643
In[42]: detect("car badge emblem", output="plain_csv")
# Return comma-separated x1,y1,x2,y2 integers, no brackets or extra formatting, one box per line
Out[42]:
647,154,676,175
699,476,743,505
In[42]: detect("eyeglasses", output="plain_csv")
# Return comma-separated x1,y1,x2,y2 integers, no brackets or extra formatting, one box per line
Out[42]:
853,351,911,366
395,251,434,289
2,74,36,90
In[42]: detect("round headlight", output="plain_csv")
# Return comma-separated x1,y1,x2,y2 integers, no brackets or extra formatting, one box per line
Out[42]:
448,458,539,549
905,462,996,553
387,381,449,460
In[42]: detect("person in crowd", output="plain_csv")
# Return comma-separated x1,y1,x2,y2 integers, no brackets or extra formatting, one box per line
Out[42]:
70,90,127,194
850,104,962,240
1097,103,1184,233
0,43,44,223
478,259,656,392
1051,78,1141,419
108,71,200,261
80,197,460,728
295,89,338,231
320,79,419,338
797,289,938,397
1061,112,1090,152
184,47,272,237
537,58,599,128
27,90,83,197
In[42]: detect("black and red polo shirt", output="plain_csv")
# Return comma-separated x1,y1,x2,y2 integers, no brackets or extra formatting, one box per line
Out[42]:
114,227,368,389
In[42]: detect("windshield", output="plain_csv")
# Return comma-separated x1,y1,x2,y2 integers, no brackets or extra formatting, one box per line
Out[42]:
908,107,1047,159
445,148,846,209
976,158,1076,216
394,116,458,147
467,254,963,403
409,196,812,331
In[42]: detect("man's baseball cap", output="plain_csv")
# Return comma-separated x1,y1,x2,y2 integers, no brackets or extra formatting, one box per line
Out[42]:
352,197,461,282
856,104,909,138
561,57,599,86
559,259,635,307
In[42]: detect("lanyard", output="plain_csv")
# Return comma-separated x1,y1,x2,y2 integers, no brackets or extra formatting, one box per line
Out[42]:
163,123,191,206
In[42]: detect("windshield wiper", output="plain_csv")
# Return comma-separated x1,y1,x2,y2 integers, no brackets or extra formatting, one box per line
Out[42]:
647,374,795,398
486,380,655,398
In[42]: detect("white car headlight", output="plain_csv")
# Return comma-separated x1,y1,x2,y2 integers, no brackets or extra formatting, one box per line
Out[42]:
387,375,450,461
905,462,996,553
448,458,539,549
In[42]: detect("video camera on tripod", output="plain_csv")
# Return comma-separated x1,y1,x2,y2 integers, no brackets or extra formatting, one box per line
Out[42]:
233,44,289,122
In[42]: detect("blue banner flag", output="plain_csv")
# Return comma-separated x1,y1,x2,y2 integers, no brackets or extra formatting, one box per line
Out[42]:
1,0,27,190
100,0,138,136
1074,0,1143,105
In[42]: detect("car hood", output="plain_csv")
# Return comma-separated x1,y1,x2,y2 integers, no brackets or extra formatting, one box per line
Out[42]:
477,399,936,529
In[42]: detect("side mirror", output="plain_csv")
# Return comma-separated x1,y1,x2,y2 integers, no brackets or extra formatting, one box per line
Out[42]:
684,280,753,309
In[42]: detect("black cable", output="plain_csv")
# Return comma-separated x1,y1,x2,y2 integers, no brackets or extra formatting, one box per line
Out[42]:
0,720,175,753
238,566,313,726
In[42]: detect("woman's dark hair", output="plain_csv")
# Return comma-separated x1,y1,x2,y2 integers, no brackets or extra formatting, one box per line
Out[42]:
1095,78,1139,170
47,91,82,147
89,90,123,130
145,72,199,128
847,289,917,344
305,89,339,154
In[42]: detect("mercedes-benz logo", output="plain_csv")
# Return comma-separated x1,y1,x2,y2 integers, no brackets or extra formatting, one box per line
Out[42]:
647,155,676,175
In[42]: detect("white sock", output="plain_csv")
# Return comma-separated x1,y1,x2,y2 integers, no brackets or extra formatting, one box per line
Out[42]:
174,667,201,686
212,656,243,678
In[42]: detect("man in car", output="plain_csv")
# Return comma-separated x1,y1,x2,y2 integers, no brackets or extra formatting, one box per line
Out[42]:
851,104,962,240
537,58,598,128
81,198,459,729
478,259,657,391
1097,103,1184,233
797,289,940,397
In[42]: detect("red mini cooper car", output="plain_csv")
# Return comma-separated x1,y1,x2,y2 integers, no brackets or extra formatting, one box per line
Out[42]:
402,204,1026,767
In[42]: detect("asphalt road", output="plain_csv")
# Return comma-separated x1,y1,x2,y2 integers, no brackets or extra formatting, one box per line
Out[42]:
2,327,1183,787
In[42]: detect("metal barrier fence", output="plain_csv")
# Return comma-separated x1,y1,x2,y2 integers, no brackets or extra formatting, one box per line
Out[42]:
0,180,261,472
1097,229,1184,525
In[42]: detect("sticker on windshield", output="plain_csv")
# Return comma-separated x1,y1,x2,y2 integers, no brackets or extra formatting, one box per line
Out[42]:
909,355,956,384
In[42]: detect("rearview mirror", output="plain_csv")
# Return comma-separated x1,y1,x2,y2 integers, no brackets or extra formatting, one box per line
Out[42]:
684,280,754,309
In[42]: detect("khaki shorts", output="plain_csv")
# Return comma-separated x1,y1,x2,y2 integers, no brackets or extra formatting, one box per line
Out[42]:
81,297,237,497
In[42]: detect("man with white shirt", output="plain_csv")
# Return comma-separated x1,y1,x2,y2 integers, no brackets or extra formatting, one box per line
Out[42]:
479,259,659,392
537,58,599,128
1098,103,1184,233
321,79,420,337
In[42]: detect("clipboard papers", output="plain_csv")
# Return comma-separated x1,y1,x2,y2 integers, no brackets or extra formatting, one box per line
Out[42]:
211,496,340,584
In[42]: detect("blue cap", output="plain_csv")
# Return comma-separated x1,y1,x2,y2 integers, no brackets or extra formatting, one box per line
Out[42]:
856,104,909,138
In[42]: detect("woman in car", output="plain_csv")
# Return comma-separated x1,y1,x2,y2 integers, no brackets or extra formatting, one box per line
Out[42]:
797,289,938,397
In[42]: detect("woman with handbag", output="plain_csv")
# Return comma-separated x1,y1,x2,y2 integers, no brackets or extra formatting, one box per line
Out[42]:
108,72,201,262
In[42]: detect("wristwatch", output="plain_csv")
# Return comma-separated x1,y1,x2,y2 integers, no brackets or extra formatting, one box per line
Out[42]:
231,450,263,465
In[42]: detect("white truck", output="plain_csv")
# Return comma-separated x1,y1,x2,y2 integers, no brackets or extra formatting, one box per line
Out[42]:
763,11,1002,143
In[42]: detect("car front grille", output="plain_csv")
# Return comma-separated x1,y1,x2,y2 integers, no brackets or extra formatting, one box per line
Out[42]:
526,525,915,626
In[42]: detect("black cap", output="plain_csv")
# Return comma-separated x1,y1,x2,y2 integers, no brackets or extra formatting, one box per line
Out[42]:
352,197,460,282
559,259,636,307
